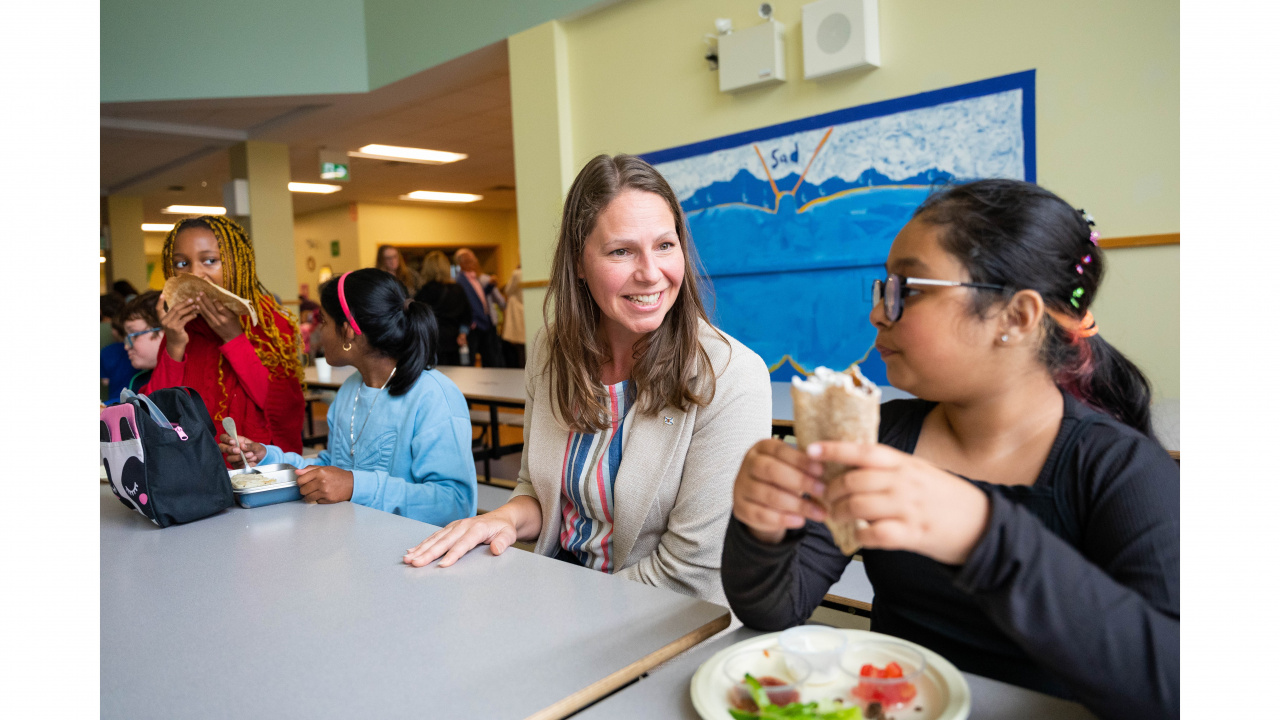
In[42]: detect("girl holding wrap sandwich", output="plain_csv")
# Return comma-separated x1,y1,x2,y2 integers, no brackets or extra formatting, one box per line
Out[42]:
218,269,477,526
722,180,1178,720
145,216,305,455
403,154,771,605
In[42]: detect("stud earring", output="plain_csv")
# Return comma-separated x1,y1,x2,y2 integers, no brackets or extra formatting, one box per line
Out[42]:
1000,334,1009,343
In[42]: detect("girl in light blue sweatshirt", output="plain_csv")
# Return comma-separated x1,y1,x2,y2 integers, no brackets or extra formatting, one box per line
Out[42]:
219,268,476,526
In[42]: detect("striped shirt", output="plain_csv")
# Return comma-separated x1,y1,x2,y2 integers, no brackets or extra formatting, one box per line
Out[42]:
559,380,636,572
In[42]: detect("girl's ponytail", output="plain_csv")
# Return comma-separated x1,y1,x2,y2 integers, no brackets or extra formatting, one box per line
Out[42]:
389,299,438,396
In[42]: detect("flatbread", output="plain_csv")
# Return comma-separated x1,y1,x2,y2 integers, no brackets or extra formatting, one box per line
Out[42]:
162,274,257,327
791,365,881,555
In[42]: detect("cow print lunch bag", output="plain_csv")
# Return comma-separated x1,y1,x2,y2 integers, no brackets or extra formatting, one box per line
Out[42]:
100,387,233,527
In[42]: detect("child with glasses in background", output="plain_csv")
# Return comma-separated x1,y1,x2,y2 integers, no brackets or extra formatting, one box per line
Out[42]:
723,180,1179,720
118,290,163,394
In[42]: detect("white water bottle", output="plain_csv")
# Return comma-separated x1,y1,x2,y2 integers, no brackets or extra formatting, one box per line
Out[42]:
459,344,470,367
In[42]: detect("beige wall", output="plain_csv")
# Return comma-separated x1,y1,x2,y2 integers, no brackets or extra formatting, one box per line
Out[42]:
293,204,361,299
354,203,521,285
510,0,1178,398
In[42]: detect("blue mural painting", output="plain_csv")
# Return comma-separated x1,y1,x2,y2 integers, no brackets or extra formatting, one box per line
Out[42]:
642,71,1036,385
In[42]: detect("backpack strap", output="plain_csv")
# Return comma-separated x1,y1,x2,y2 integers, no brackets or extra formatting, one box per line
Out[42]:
119,388,174,429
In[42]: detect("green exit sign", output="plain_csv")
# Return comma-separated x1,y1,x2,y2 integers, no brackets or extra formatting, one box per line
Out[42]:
320,162,349,181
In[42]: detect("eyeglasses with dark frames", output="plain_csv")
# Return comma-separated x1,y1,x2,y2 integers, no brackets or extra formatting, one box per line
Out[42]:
872,273,1008,322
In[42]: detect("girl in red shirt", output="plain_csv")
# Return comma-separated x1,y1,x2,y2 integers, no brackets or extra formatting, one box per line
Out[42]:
145,215,305,455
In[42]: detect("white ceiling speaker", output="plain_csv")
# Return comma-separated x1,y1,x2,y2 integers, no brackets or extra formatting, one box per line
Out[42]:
802,0,880,80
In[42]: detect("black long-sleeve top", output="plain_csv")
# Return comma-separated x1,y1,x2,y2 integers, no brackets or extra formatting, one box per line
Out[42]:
722,393,1179,720
414,281,472,346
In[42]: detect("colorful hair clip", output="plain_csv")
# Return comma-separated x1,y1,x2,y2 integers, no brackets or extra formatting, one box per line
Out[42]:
1083,254,1092,264
1089,230,1100,246
1076,265,1084,274
1070,286,1085,308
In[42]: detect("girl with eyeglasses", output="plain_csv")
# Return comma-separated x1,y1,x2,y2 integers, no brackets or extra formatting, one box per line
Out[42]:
723,180,1178,719
145,216,306,457
218,269,477,526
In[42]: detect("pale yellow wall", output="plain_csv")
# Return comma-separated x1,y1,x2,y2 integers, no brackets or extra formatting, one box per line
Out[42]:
106,196,147,292
293,204,361,298
354,203,521,285
510,0,1178,398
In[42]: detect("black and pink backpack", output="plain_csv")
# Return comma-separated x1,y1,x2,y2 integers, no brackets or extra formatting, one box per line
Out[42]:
100,387,232,527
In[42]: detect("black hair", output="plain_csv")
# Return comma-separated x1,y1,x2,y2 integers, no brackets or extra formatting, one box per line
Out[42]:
913,179,1153,435
320,268,438,396
112,279,139,297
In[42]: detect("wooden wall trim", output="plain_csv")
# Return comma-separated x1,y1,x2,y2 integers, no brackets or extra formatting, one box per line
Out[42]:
520,279,550,289
1098,233,1179,249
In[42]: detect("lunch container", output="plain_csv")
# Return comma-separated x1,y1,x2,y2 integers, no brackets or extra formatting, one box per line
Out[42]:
839,641,927,709
228,464,301,508
779,626,848,684
722,647,811,711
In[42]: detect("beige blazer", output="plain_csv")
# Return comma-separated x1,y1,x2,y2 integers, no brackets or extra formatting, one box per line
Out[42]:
511,319,771,605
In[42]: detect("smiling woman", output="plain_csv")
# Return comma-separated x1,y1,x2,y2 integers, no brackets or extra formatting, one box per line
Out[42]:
404,154,772,605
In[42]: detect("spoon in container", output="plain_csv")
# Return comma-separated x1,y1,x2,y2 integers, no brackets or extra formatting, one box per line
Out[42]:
221,417,260,474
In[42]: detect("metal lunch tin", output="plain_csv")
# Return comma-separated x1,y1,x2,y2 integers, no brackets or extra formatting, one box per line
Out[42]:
229,464,302,508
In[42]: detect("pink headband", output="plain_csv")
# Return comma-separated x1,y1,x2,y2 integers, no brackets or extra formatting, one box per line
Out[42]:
337,272,362,335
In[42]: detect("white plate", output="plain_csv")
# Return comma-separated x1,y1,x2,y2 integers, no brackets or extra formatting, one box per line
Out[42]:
691,629,970,720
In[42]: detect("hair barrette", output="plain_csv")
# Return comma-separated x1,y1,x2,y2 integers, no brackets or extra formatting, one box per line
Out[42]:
1070,286,1085,308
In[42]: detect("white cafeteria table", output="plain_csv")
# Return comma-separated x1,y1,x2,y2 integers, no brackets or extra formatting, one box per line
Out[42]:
100,486,728,720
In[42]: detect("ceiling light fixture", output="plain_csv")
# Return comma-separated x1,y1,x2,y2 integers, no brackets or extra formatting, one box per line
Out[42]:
99,256,107,264
288,182,343,194
399,191,484,203
141,223,175,232
161,205,226,215
351,144,467,165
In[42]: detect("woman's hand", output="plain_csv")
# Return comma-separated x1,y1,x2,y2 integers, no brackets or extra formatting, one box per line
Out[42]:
294,465,354,504
403,514,520,568
809,442,991,566
217,433,266,468
156,294,197,361
456,333,468,348
732,439,829,545
195,292,244,344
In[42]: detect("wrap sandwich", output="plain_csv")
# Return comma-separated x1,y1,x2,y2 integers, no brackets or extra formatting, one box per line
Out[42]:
161,274,258,327
790,365,881,554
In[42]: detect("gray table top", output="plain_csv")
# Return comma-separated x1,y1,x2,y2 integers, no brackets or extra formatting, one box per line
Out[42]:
100,486,728,720
825,557,874,610
575,628,1098,720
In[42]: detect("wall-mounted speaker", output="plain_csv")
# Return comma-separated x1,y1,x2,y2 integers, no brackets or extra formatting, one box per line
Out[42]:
802,0,880,80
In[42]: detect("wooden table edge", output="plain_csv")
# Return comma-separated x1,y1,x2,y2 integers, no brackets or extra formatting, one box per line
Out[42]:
523,610,732,720
822,593,873,612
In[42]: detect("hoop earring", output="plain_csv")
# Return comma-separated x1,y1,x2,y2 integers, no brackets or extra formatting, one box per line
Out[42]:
343,342,353,351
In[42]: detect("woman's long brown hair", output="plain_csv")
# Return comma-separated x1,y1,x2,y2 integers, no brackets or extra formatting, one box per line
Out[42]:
544,154,721,433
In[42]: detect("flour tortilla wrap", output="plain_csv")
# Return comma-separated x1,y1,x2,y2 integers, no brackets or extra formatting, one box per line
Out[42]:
162,274,258,327
790,365,881,555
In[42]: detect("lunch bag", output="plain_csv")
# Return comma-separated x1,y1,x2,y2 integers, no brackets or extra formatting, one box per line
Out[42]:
100,387,233,527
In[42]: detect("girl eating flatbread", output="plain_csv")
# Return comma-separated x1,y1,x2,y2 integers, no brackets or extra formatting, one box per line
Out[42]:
403,154,772,605
145,216,305,455
722,180,1178,719
218,268,477,525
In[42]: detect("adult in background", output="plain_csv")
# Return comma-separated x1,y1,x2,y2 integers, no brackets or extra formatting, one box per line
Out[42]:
100,292,126,349
414,250,471,366
500,266,526,368
452,248,505,367
375,244,420,295
404,154,772,605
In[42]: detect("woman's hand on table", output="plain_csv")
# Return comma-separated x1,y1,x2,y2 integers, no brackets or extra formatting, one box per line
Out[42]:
195,292,244,344
810,442,991,566
295,465,354,504
156,293,197,361
732,438,829,545
217,433,266,468
403,514,519,568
